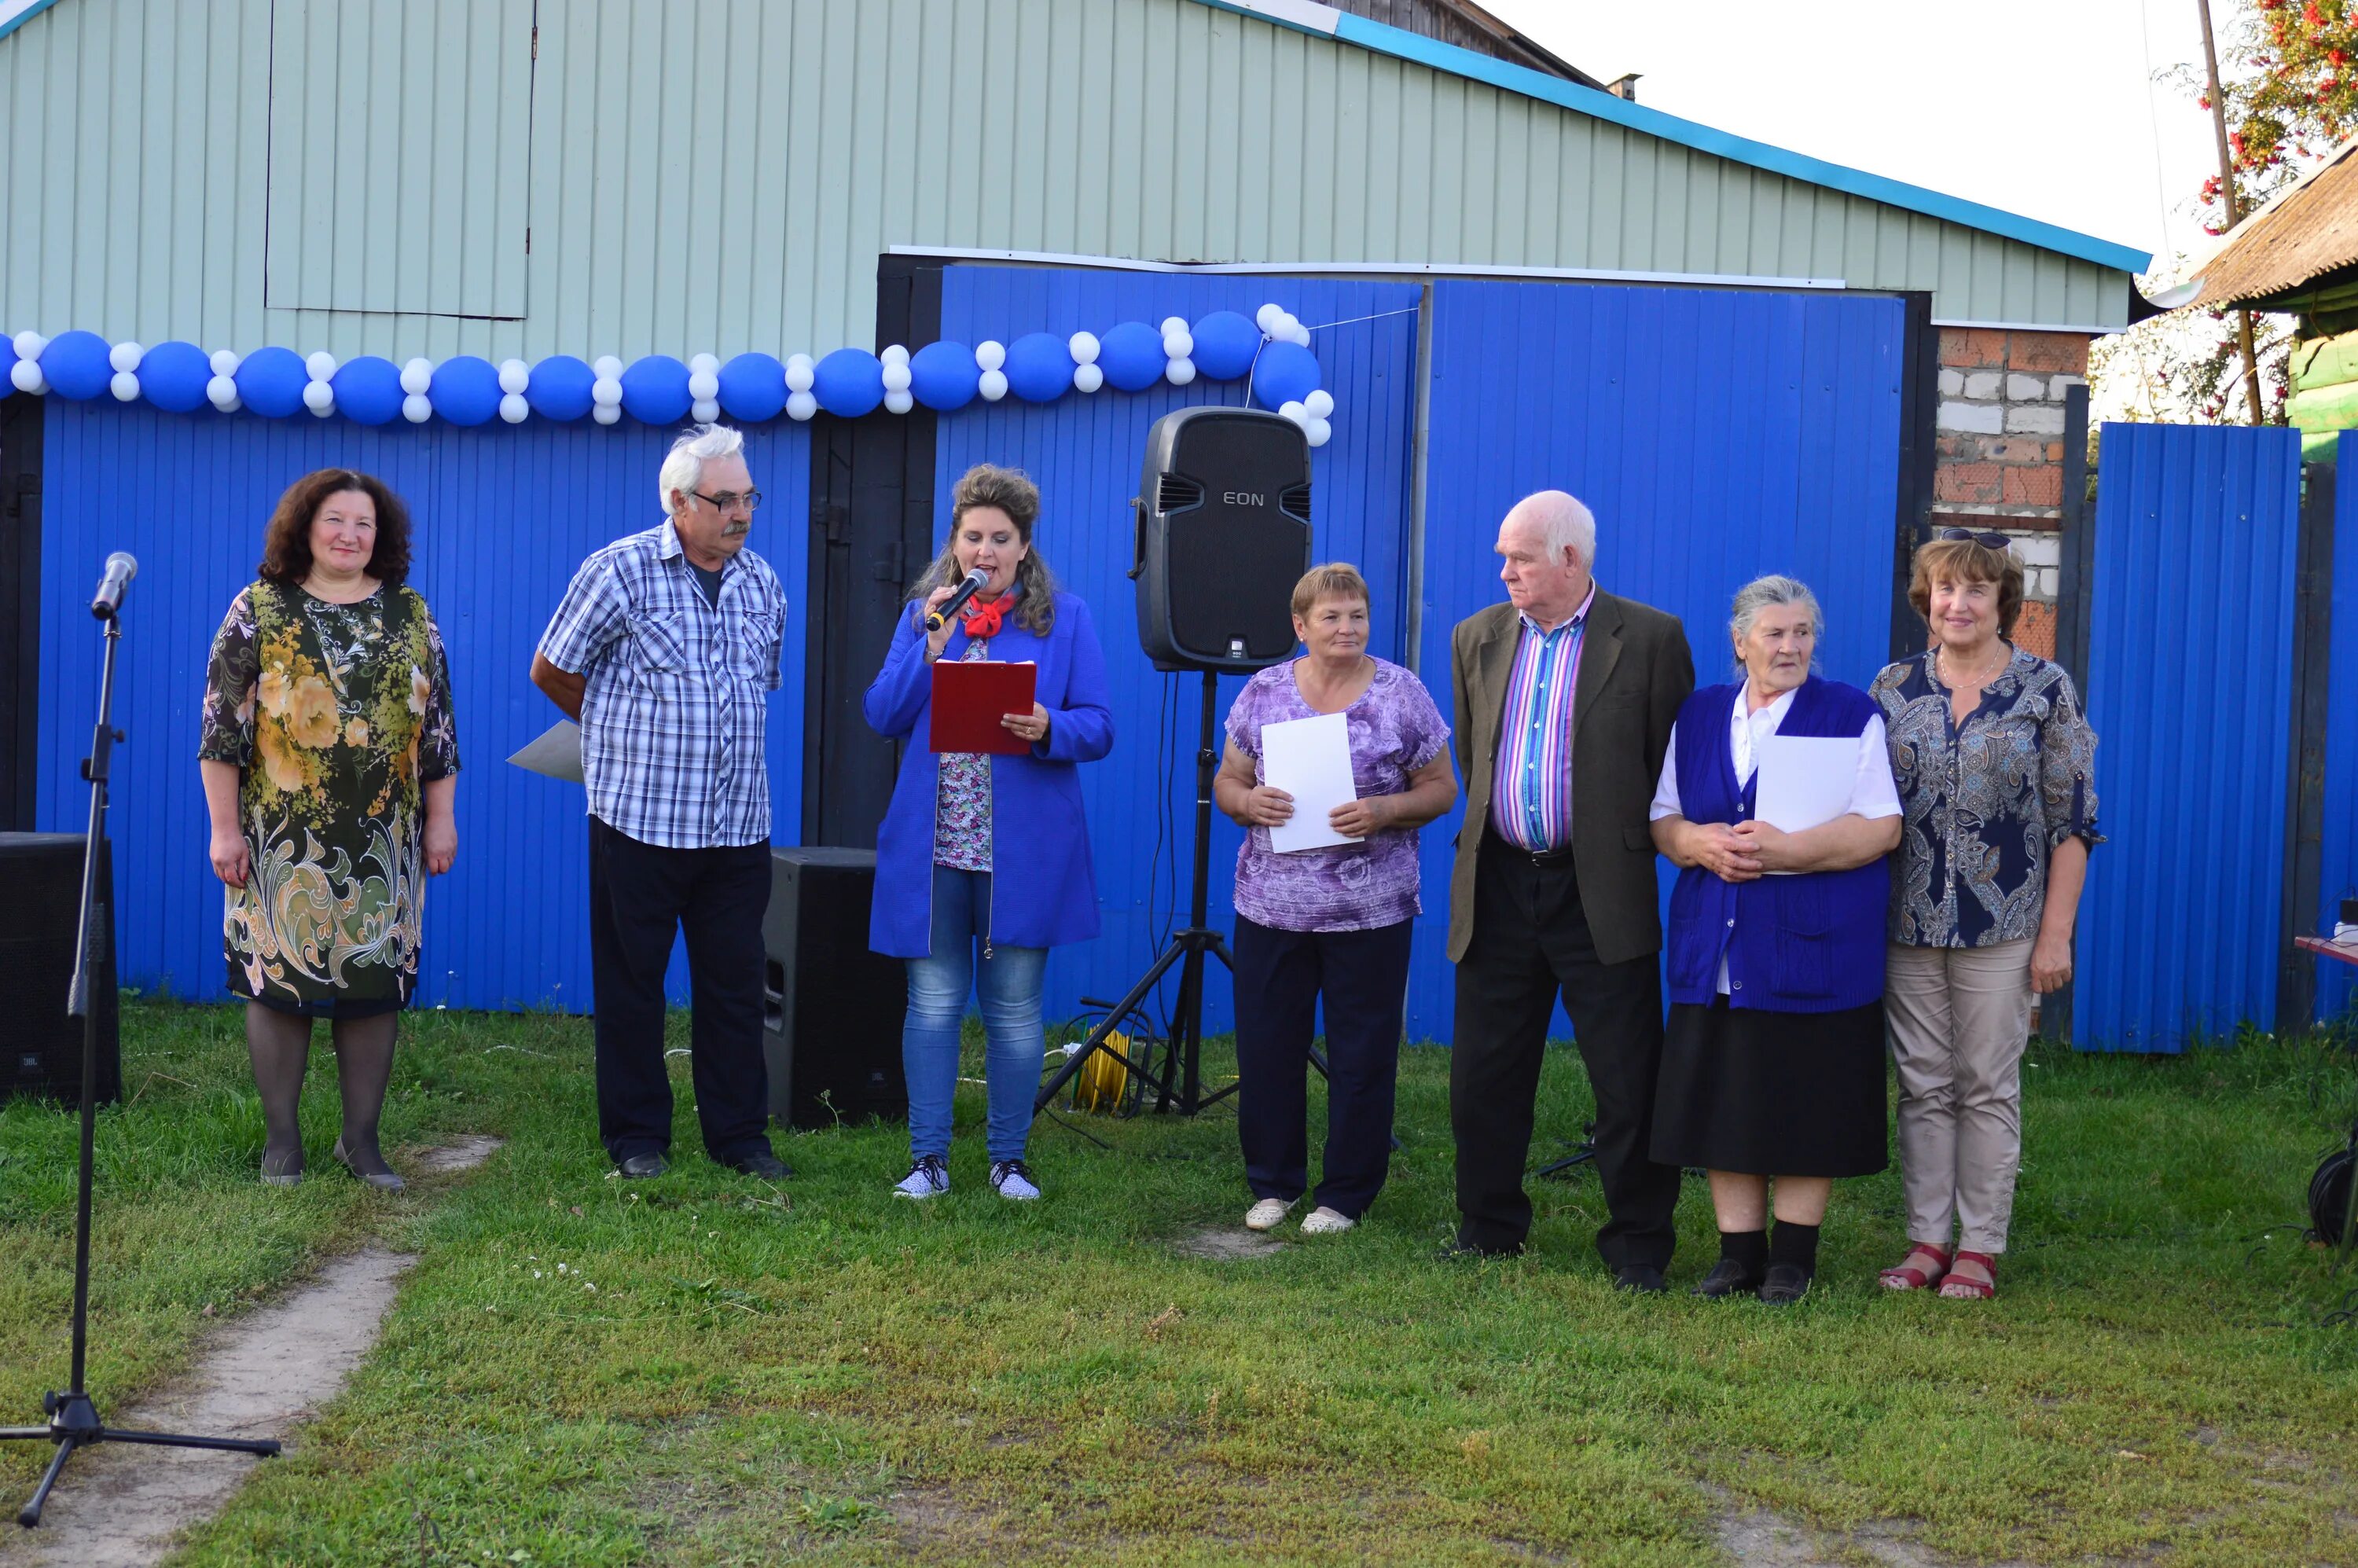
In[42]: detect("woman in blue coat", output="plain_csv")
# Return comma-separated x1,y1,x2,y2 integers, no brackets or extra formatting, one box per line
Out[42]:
865,465,1114,1203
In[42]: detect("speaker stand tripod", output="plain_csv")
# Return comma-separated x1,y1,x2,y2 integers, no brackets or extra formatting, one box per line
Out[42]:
2,604,282,1529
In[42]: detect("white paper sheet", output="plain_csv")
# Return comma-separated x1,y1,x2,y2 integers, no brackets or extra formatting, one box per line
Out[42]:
508,719,586,784
1261,711,1361,854
1754,734,1857,835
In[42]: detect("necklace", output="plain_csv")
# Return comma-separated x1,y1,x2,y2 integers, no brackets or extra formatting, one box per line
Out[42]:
1937,641,2008,691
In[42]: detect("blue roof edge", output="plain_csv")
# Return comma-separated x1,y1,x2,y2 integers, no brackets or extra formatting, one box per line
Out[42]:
0,1,64,45
1190,0,2151,277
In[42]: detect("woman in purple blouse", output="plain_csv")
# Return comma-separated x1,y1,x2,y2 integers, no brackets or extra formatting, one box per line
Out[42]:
1213,564,1457,1236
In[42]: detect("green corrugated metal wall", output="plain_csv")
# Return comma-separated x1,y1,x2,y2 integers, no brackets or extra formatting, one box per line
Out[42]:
0,0,2128,365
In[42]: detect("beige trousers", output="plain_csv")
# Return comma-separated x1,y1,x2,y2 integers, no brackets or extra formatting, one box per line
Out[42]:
1883,939,2034,1255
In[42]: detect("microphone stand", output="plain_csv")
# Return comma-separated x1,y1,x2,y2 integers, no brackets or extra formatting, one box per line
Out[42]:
2,598,282,1529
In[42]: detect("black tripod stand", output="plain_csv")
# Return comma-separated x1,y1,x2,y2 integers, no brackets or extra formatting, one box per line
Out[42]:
3,591,282,1529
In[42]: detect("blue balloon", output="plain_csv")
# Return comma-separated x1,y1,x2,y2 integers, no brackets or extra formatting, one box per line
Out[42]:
138,340,211,413
1251,340,1321,411
1005,332,1074,403
909,341,979,410
428,355,501,426
526,354,597,421
0,336,16,386
233,346,308,418
812,348,884,418
1096,321,1165,392
619,355,692,425
1190,310,1261,381
332,356,405,425
717,353,786,422
42,330,115,401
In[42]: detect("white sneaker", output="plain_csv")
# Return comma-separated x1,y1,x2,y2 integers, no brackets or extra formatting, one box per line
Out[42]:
1301,1206,1357,1235
893,1154,949,1199
990,1159,1041,1201
1244,1198,1297,1232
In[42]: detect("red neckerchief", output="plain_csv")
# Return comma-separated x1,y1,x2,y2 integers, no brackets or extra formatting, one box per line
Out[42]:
960,592,1010,640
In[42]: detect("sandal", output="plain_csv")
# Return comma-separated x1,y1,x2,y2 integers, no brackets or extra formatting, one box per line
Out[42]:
1879,1242,1951,1292
1937,1250,1996,1301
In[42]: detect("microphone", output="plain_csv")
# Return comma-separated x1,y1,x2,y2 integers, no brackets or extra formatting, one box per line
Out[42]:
924,569,990,633
90,552,138,620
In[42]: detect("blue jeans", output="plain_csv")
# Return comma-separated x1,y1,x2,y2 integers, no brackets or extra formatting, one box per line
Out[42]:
904,865,1047,1163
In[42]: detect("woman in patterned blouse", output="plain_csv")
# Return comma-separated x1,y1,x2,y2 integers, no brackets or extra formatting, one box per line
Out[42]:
198,470,460,1192
1871,531,2099,1302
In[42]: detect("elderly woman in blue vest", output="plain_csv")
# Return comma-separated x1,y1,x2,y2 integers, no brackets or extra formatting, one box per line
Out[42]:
1647,575,1901,1302
865,464,1113,1204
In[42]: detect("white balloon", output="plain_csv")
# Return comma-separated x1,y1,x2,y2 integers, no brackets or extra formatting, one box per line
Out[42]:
110,341,145,373
1072,363,1104,394
784,355,815,393
402,393,432,424
785,390,818,421
1304,388,1335,419
1165,356,1196,386
1306,417,1331,448
1067,331,1100,365
593,402,622,426
975,340,1006,373
498,358,530,395
216,389,241,413
689,353,720,376
883,388,914,415
205,373,238,409
301,378,335,413
501,392,530,424
880,343,911,367
13,331,46,362
1162,329,1193,361
209,348,241,377
1161,316,1190,339
880,362,912,393
687,370,720,402
691,397,720,424
1279,399,1308,427
593,355,624,381
1289,321,1313,347
305,351,337,382
591,376,623,408
978,368,1008,401
399,358,433,395
1255,303,1283,332
110,370,141,402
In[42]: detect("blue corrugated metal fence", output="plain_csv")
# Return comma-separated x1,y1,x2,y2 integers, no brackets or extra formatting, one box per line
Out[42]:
2313,430,2358,1023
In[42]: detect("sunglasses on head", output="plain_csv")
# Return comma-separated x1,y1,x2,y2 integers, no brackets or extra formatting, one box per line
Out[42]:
1939,527,2011,552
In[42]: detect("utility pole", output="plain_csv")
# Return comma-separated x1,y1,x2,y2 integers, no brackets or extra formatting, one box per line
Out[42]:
2198,0,2267,425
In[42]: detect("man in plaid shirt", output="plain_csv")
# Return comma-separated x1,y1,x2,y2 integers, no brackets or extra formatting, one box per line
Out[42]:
531,424,791,1181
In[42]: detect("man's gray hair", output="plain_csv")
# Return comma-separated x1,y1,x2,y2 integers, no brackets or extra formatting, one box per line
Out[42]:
658,423,746,516
1728,574,1824,669
1507,489,1599,568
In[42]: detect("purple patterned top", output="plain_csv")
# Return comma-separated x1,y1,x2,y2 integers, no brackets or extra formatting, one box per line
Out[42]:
1225,656,1449,933
933,637,994,870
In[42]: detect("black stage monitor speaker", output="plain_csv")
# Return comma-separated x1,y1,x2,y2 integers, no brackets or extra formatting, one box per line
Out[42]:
1134,406,1313,672
1,832,120,1107
761,847,908,1129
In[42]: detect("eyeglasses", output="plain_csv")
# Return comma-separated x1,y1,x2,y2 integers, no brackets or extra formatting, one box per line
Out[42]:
693,489,762,514
1939,527,2011,551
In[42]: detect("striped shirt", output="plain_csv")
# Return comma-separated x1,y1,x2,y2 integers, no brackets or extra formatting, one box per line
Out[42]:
536,519,787,849
1492,585,1595,853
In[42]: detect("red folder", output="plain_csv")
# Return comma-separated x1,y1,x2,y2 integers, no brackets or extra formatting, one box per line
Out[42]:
929,659,1038,755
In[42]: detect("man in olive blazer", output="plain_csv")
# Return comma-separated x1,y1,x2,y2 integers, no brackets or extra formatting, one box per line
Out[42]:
1445,490,1694,1287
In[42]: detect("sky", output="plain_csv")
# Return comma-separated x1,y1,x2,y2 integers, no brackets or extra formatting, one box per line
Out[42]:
1482,0,2230,280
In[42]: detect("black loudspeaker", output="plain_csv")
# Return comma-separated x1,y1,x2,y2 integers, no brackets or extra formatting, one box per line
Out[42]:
0,832,120,1107
761,847,908,1129
1133,406,1313,671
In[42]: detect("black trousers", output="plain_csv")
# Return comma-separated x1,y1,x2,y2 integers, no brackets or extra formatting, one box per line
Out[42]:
1232,915,1414,1219
587,816,775,1165
1451,829,1679,1268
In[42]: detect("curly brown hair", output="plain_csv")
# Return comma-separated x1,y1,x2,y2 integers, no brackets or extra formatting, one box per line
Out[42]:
1907,535,2023,639
909,464,1059,635
258,469,413,589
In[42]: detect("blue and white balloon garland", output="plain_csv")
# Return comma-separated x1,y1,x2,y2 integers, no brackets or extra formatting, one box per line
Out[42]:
2,303,1335,446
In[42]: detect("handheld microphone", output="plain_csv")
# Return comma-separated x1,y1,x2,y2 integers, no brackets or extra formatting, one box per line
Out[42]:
924,569,991,633
90,551,138,620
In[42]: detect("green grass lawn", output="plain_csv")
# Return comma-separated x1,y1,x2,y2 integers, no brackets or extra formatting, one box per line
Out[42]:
4,1002,2358,1566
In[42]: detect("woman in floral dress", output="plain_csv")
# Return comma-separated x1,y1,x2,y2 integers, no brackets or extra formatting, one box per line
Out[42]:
198,469,459,1190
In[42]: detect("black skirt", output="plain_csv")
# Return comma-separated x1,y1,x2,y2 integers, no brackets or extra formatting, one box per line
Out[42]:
1650,997,1889,1177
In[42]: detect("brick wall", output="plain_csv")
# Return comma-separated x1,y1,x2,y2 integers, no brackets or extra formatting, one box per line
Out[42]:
1932,328,2088,659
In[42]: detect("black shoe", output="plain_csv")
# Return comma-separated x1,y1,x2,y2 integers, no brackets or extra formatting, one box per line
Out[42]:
616,1152,668,1178
1691,1258,1764,1299
1435,1237,1523,1263
1758,1263,1813,1304
1612,1265,1668,1294
729,1151,792,1181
